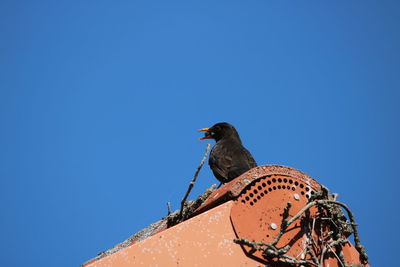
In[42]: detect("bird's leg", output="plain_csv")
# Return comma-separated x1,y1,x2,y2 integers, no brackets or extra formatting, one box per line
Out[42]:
217,182,223,189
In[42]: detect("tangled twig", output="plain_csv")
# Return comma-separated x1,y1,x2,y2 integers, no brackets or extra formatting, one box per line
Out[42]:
234,195,368,266
234,238,318,266
167,184,216,228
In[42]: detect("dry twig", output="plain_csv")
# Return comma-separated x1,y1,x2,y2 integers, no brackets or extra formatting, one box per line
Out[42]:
178,143,211,221
167,201,171,216
167,184,215,227
234,196,368,267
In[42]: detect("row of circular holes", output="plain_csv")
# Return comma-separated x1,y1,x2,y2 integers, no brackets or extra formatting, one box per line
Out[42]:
241,177,314,206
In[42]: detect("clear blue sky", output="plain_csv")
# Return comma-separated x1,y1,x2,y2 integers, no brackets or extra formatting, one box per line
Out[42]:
1,1,399,266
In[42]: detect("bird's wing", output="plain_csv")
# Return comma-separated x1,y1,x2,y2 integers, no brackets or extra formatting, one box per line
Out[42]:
209,145,233,183
228,146,257,180
243,147,257,168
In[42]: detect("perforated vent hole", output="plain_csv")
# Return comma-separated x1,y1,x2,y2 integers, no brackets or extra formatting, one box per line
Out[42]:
239,176,315,205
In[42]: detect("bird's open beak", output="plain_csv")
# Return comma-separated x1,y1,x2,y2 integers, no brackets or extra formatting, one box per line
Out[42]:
198,128,212,140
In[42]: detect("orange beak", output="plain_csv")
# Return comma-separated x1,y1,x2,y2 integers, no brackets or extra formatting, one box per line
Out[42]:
198,128,212,140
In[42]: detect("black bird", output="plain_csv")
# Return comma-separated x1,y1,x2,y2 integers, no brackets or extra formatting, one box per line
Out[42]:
198,122,257,184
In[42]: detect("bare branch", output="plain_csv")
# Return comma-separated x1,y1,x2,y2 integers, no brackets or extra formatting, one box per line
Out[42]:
179,143,211,221
167,201,171,216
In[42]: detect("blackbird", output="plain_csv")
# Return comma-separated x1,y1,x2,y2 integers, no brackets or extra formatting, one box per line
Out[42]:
198,122,257,184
